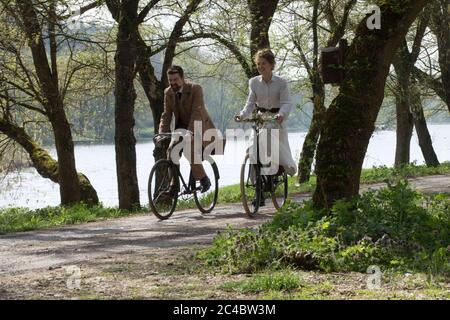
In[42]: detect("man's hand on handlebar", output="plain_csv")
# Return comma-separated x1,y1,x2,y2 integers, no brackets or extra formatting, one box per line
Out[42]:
154,136,164,146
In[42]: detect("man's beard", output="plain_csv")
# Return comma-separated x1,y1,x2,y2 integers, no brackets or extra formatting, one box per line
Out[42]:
171,84,180,92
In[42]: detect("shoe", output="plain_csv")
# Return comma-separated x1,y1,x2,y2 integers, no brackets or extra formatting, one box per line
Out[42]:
199,176,211,193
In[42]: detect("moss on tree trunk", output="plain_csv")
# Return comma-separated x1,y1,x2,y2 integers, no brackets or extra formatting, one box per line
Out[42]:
0,119,99,205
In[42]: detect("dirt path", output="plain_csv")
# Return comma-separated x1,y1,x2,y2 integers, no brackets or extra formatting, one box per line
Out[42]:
0,175,448,299
0,203,285,274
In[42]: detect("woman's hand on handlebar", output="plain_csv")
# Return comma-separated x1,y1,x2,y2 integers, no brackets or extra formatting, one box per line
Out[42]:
275,114,284,124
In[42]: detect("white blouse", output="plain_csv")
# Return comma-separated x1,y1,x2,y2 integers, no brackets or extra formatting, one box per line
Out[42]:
240,75,292,119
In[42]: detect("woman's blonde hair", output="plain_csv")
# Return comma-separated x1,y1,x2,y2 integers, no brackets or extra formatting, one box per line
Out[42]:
254,48,276,70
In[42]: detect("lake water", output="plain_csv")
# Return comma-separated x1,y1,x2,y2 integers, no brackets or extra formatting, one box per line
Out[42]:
1,124,449,209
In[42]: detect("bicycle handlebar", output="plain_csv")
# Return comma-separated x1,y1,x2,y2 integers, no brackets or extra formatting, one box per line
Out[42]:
235,114,279,124
153,132,183,143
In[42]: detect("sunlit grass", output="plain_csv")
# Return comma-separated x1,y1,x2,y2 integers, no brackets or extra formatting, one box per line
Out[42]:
0,204,145,234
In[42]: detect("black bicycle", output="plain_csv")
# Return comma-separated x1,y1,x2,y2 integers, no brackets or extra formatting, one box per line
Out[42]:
148,133,219,220
236,113,289,217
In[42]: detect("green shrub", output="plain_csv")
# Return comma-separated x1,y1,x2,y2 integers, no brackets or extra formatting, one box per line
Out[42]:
199,179,450,275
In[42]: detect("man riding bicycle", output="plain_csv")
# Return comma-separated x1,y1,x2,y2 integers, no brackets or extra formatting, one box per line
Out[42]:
155,65,225,193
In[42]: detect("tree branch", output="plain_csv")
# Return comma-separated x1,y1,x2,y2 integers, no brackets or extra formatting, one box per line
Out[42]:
137,0,161,24
181,31,252,79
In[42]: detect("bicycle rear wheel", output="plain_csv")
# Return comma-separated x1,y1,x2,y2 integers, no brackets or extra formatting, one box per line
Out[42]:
148,159,178,220
271,172,288,209
193,156,219,213
240,154,262,217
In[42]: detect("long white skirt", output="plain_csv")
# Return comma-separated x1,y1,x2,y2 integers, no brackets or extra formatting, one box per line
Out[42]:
246,121,297,176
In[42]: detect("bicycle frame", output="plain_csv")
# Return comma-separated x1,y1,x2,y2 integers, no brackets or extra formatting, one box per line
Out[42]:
154,132,202,197
238,113,279,191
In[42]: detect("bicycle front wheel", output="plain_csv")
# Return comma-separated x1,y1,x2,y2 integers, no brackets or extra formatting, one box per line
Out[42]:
148,159,179,220
193,156,219,213
240,154,262,217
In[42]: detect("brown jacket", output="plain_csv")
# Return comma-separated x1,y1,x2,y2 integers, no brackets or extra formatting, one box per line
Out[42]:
159,82,225,153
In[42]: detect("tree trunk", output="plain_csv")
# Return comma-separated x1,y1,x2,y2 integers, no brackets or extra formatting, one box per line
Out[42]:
391,20,438,168
296,0,356,183
394,98,414,167
430,0,450,113
410,83,440,166
114,0,140,210
49,108,83,205
17,0,81,205
312,0,429,210
298,85,325,182
247,0,280,76
136,34,165,135
135,0,202,163
393,59,414,167
0,119,99,205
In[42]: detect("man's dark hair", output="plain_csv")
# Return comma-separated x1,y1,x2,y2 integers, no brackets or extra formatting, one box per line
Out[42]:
167,65,184,78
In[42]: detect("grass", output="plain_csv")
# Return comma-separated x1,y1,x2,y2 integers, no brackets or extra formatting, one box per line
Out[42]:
195,176,450,299
360,161,450,183
216,268,450,300
0,162,449,235
5,243,448,300
199,179,450,277
219,270,302,293
0,204,146,234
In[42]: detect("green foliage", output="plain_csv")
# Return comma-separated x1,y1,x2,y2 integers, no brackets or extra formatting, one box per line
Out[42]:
199,180,450,276
220,270,301,293
0,203,145,234
360,162,450,184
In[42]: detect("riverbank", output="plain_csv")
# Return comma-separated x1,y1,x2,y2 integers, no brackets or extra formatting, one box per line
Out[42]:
2,124,450,209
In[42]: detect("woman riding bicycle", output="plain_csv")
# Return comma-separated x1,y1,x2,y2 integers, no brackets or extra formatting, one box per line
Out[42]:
235,48,297,180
